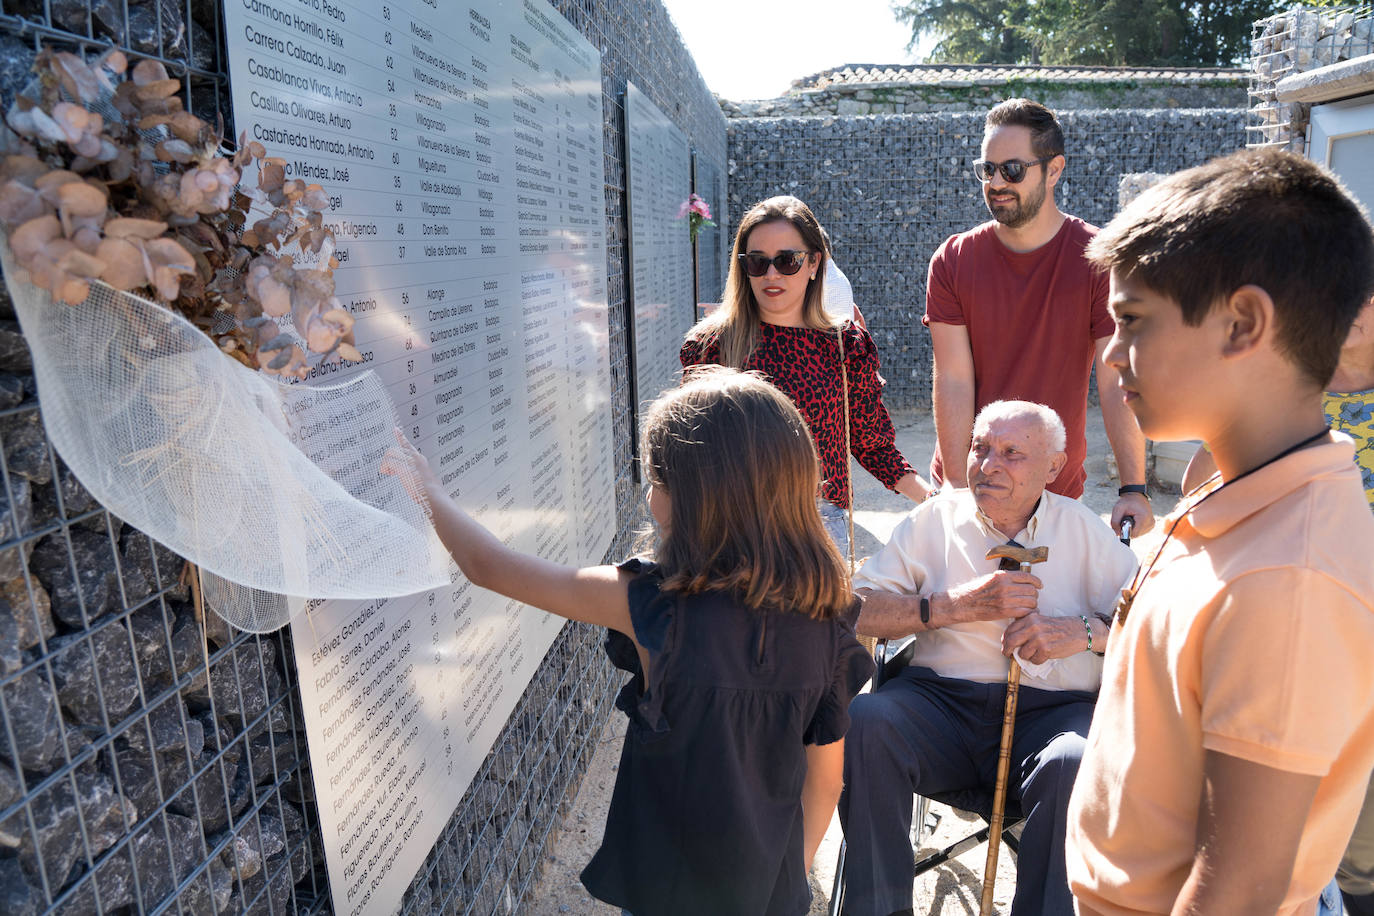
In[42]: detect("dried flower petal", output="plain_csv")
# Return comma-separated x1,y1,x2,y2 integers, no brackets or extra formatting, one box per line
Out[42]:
101,50,128,75
104,217,168,239
96,237,147,289
27,108,69,144
0,154,49,186
56,247,106,277
156,138,195,163
10,214,62,259
53,52,103,104
131,59,170,86
0,180,50,227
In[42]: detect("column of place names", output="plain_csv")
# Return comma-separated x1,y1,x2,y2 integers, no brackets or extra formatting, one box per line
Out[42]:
227,0,611,911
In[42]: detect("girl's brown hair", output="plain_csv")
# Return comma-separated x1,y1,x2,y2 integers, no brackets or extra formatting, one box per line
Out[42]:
641,367,852,619
688,196,839,367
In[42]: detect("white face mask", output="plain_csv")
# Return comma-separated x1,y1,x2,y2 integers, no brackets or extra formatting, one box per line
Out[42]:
823,259,855,322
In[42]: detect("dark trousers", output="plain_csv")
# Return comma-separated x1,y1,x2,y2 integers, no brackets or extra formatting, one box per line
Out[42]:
839,666,1095,916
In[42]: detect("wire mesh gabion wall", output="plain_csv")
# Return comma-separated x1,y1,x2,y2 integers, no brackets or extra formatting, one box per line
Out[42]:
1248,4,1374,151
0,0,727,914
725,107,1249,409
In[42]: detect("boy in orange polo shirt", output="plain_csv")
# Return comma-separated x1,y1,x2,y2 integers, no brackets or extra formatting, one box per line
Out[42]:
1065,147,1374,915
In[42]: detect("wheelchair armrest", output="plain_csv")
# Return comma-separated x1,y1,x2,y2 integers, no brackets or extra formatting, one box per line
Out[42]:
872,637,917,689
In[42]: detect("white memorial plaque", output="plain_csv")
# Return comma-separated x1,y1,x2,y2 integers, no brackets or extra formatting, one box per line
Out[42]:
224,0,613,911
624,82,693,411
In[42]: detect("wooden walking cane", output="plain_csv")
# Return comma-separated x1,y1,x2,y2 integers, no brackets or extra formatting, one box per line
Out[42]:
979,543,1049,916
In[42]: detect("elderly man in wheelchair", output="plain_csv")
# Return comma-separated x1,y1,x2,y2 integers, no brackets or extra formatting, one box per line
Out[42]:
839,400,1137,916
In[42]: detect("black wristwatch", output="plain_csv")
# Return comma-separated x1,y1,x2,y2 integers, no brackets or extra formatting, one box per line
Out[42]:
919,596,931,626
1118,484,1149,499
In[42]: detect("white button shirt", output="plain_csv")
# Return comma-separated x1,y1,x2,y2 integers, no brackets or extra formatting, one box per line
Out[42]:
854,489,1138,693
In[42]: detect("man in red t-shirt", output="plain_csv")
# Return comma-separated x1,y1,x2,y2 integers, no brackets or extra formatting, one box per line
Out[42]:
925,99,1154,534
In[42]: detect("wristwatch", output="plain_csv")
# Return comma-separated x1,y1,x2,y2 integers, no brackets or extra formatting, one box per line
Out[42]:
1118,484,1149,499
919,596,931,625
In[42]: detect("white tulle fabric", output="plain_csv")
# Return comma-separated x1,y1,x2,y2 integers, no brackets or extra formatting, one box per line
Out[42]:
0,239,453,631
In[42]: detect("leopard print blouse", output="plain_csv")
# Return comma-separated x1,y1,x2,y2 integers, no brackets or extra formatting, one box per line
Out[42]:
680,322,914,507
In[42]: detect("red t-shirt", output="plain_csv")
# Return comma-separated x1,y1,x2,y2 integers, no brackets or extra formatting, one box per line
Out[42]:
924,217,1112,498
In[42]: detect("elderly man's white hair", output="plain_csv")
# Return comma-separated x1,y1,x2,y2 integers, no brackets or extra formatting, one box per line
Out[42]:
972,400,1067,454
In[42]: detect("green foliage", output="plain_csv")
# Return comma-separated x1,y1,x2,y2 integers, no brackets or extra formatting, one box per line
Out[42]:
896,0,1287,66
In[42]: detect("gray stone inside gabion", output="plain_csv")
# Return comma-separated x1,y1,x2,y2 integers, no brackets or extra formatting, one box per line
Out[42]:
51,624,142,725
0,855,40,916
29,528,123,629
0,410,49,486
1,667,62,771
0,320,31,374
16,760,136,889
68,811,204,912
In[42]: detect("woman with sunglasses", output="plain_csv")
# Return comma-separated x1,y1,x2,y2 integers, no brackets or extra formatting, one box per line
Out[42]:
681,196,931,551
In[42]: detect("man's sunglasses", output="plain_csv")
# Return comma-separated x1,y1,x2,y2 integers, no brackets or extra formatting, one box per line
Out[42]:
738,250,814,277
972,156,1055,184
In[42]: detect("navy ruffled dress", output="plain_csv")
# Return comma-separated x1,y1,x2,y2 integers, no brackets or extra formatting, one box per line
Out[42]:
579,558,873,916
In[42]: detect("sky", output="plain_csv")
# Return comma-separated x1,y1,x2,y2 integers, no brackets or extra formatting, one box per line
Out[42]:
661,0,928,101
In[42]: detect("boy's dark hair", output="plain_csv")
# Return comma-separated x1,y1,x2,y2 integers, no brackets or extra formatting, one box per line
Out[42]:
1087,147,1374,386
985,99,1065,160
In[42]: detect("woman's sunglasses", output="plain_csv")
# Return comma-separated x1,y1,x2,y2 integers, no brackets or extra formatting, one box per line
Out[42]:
738,250,813,277
971,156,1054,184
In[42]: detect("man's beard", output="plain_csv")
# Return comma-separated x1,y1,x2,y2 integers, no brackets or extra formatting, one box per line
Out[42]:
985,179,1046,229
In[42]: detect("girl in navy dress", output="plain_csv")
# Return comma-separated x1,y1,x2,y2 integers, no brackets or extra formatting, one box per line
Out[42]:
385,367,872,915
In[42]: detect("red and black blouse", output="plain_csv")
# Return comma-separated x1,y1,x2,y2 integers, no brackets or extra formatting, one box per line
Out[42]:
680,322,915,507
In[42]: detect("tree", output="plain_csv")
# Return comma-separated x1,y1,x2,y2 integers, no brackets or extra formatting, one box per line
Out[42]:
896,0,1285,67
895,0,1040,63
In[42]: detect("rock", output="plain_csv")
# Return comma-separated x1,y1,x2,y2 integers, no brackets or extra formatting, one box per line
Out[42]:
0,760,20,810
124,696,202,757
127,602,202,687
92,812,202,911
0,32,37,114
29,460,100,532
0,373,25,409
51,460,98,519
122,0,197,65
0,321,31,374
0,600,19,674
0,411,49,485
50,624,140,726
186,638,286,729
118,529,186,605
17,763,133,888
29,528,122,629
107,741,160,827
269,799,310,883
0,856,40,916
244,724,300,786
228,854,293,916
0,472,29,582
166,713,249,835
0,668,61,771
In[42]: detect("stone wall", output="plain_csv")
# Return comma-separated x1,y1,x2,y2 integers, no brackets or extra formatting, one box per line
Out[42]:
722,79,1247,119
725,108,1247,409
0,1,724,914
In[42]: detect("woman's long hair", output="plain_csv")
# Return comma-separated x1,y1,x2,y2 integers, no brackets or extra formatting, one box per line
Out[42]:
689,196,841,368
641,367,851,619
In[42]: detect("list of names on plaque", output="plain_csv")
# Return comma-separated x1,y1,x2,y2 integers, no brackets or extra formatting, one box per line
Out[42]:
224,0,613,911
624,82,693,411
